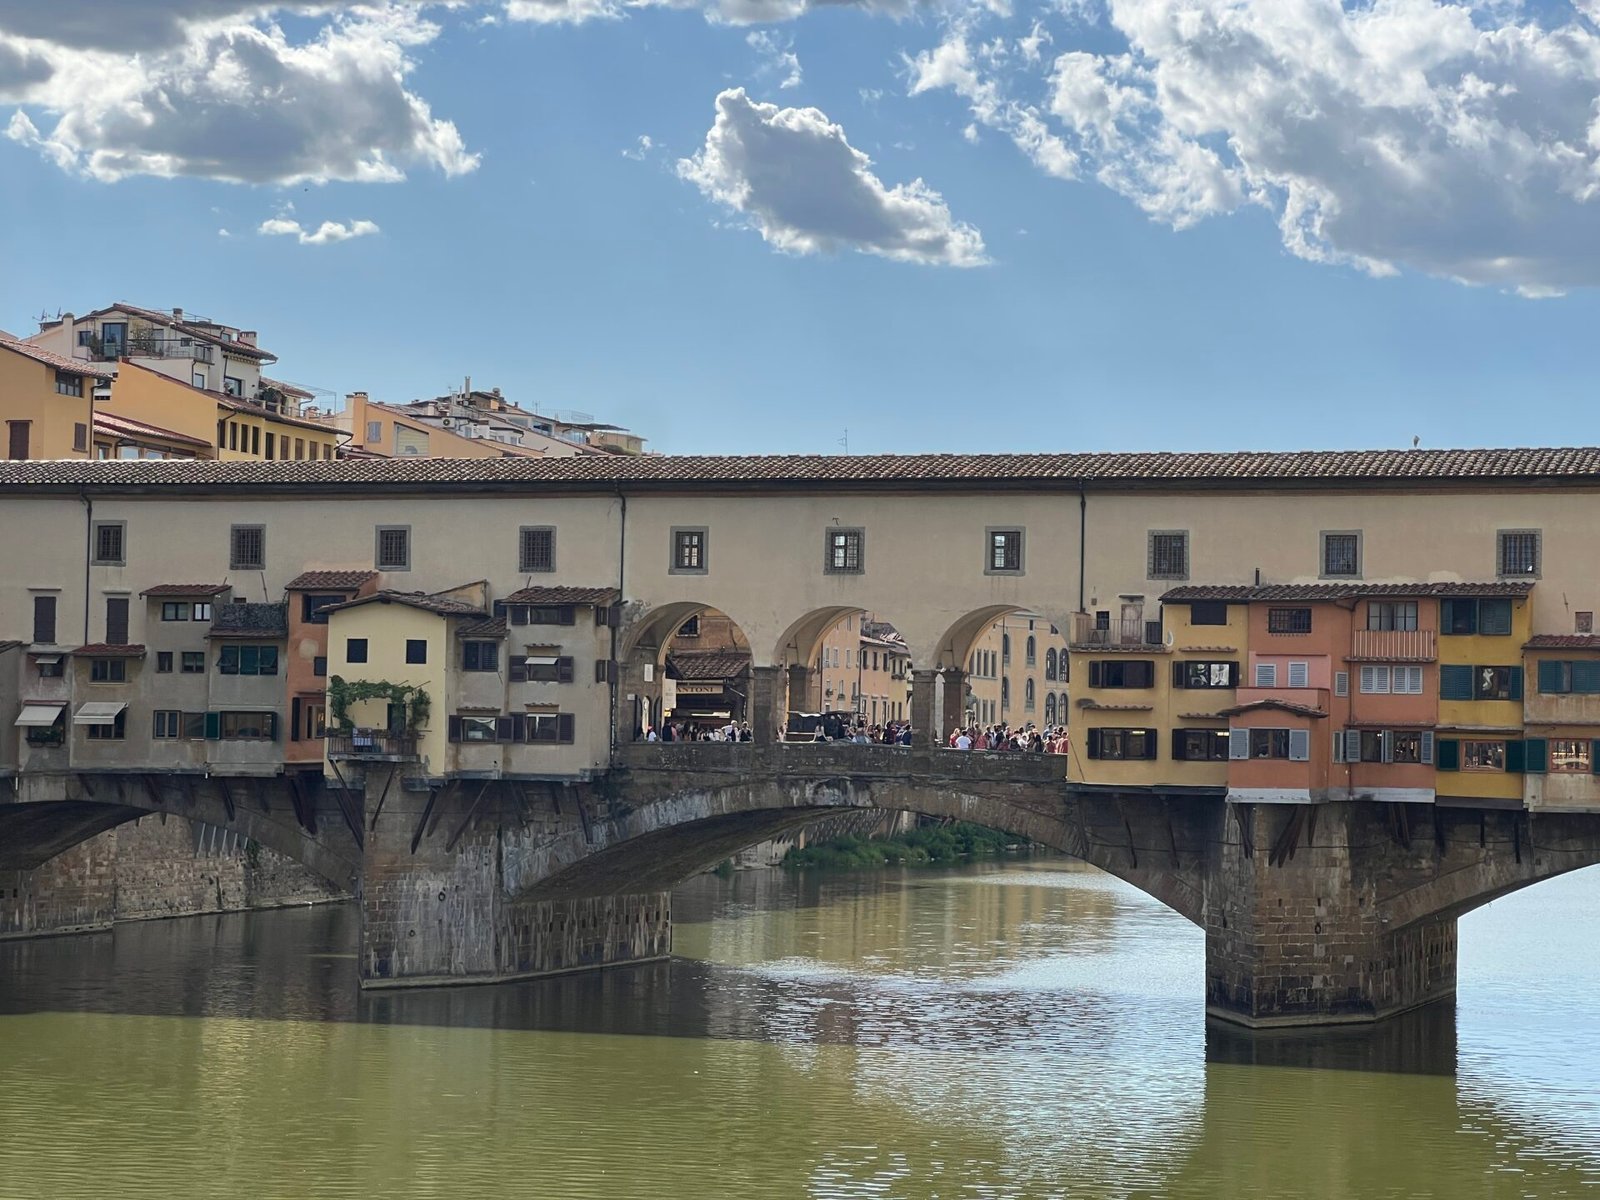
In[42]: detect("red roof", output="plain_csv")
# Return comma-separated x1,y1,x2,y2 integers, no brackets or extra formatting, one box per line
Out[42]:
321,590,487,618
505,586,620,606
1525,635,1600,650
94,410,211,449
80,303,276,361
1220,698,1328,719
285,569,377,591
140,583,231,597
74,644,146,657
1163,582,1534,603
0,335,113,379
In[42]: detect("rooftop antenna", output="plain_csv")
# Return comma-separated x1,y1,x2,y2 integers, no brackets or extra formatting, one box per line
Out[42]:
1412,435,1421,449
838,429,849,455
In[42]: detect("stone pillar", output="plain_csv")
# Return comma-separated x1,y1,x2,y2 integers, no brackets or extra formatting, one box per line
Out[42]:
750,665,784,744
787,664,812,715
1204,802,1458,1026
910,669,940,749
939,668,966,736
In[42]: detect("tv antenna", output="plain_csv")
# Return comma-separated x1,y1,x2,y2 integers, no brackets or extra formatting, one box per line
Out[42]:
838,428,849,455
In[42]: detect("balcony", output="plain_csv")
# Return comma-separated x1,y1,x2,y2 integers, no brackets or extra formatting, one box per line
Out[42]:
82,334,215,364
1349,629,1437,662
1071,614,1163,649
326,729,418,761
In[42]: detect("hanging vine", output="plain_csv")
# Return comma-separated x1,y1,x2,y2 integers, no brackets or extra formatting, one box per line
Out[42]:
327,675,432,731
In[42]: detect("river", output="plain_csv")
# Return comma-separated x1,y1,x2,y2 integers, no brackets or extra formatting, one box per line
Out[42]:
1,858,1598,1199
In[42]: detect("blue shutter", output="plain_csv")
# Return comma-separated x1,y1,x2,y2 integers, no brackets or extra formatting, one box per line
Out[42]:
1509,667,1524,701
1523,738,1547,773
1538,659,1564,694
1439,665,1473,701
1505,739,1526,773
1436,738,1460,770
203,712,220,740
1592,741,1600,775
1228,729,1249,760
1573,661,1600,694
1420,730,1435,765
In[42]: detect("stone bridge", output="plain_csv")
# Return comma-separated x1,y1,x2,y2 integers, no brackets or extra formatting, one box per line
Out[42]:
8,747,1600,1026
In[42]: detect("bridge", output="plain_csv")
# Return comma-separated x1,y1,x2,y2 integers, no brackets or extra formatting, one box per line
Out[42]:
11,741,1598,1027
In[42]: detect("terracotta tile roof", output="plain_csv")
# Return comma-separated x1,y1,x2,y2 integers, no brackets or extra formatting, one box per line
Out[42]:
87,303,276,361
504,586,620,606
284,570,377,591
260,376,314,400
6,446,1600,493
0,639,24,654
140,583,232,597
94,410,211,449
1525,635,1600,650
208,602,288,638
0,335,113,379
321,590,488,619
457,617,508,639
74,643,146,657
1076,701,1155,712
1219,699,1328,719
666,650,751,681
1163,581,1534,603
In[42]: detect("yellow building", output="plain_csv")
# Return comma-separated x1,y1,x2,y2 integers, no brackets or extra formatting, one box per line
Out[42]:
110,361,340,462
964,612,1069,728
0,335,113,460
1434,587,1534,804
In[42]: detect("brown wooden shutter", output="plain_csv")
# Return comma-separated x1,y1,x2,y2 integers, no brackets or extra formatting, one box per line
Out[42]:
509,661,528,683
290,697,301,742
448,716,463,743
495,716,514,742
557,713,575,743
511,713,527,742
32,595,55,644
557,657,574,683
105,597,129,645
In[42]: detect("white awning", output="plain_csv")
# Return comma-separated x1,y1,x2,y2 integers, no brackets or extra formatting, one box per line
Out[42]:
525,655,559,667
31,655,62,666
73,701,127,726
14,703,65,727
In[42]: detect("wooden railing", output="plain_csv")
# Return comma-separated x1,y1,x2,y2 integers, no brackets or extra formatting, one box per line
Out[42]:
1349,629,1437,661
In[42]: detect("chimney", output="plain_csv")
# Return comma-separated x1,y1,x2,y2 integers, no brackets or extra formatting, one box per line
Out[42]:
238,330,257,347
171,307,183,321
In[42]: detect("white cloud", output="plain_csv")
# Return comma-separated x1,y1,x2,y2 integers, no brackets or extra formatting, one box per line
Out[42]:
3,5,477,184
748,30,803,89
258,216,381,244
914,0,1600,293
678,87,987,266
622,134,654,160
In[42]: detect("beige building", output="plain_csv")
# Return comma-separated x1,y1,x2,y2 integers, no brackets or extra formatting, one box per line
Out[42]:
6,448,1600,813
963,612,1070,730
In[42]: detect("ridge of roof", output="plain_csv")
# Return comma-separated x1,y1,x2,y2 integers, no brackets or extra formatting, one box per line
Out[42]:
322,589,488,618
1162,581,1535,602
0,335,113,379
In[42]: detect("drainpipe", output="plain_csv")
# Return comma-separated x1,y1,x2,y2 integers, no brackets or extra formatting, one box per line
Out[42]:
610,487,627,758
1077,487,1088,614
79,489,93,644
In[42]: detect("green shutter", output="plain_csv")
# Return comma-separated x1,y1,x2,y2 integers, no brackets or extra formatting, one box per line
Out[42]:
1573,661,1600,694
1591,741,1600,775
1505,739,1526,774
265,712,278,742
1439,665,1473,701
1509,667,1524,701
1538,659,1567,694
1436,738,1460,771
204,712,220,740
1523,737,1547,773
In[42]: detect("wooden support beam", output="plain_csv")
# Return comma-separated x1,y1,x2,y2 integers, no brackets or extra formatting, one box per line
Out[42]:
1165,814,1179,869
143,774,162,809
322,762,364,850
426,781,455,840
254,777,270,814
1232,802,1254,859
216,777,237,824
288,771,321,837
410,789,439,855
181,774,199,810
75,772,96,799
445,781,495,853
368,766,396,833
508,780,530,828
1268,807,1305,868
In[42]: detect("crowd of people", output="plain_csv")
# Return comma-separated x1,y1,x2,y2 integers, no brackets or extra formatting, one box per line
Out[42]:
640,715,1071,752
645,720,754,742
948,723,1070,753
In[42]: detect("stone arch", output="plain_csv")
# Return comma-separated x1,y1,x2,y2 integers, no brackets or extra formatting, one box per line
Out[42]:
620,602,766,738
768,606,921,729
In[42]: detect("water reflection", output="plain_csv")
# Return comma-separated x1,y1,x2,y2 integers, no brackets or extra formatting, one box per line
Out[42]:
0,860,1597,1198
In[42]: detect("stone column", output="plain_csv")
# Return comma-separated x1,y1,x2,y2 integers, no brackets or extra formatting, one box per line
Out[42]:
750,665,784,744
939,668,966,736
787,664,812,715
910,669,940,749
1204,801,1458,1026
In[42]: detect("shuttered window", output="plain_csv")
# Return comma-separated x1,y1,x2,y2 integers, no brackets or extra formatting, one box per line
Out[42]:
32,595,56,644
1254,662,1277,688
1085,728,1158,760
1287,661,1309,689
105,597,129,645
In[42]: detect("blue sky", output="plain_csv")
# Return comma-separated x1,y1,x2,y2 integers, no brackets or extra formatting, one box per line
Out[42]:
2,1,1598,456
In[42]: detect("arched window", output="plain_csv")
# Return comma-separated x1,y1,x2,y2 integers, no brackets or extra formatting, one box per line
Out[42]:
1002,634,1011,665
1002,678,1010,709
1060,692,1070,719
1045,648,1057,681
1025,679,1035,710
1045,693,1057,723
1026,636,1036,666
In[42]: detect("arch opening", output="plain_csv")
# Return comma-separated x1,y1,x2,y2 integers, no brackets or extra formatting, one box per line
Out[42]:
623,603,757,741
935,605,1073,745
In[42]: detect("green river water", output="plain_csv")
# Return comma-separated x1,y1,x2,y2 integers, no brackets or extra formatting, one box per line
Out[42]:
1,858,1597,1199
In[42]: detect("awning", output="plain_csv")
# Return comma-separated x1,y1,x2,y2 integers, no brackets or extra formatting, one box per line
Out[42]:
73,701,127,726
525,655,559,667
32,655,62,666
14,703,65,727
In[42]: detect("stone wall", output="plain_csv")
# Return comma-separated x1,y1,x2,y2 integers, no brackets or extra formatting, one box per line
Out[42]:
0,814,344,939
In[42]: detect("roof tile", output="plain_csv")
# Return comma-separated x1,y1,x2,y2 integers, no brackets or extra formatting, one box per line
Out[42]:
140,583,232,597
74,643,146,657
1163,581,1534,603
504,586,620,606
284,570,378,591
322,590,487,619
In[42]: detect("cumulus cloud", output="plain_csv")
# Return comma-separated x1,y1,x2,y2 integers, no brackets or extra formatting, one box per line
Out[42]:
913,0,1600,293
2,5,477,184
678,87,986,266
258,216,381,244
0,37,51,98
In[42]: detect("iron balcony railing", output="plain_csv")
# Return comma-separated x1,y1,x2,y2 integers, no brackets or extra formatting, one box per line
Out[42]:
1071,614,1163,648
83,335,215,364
326,730,418,760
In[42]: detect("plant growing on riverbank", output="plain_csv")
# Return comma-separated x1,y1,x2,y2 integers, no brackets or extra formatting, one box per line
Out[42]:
782,822,1030,870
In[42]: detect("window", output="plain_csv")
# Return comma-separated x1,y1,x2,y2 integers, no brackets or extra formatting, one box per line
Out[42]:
519,527,556,574
217,645,279,676
1441,597,1512,636
1287,661,1310,689
293,438,304,460
263,432,274,460
1359,665,1423,694
230,525,265,571
195,373,206,389
91,522,125,565
314,656,327,678
366,420,383,444
1254,662,1277,687
527,713,576,743
826,529,864,574
987,529,1023,574
463,641,500,671
346,638,368,664
1462,740,1506,771
375,526,410,571
670,528,707,573
1147,530,1188,580
86,710,126,740
405,639,427,665
1088,660,1155,688
55,371,84,397
1579,613,1595,635
1498,529,1540,578
1249,729,1291,759
1086,728,1157,760
1003,634,1011,665
193,603,212,621
161,602,191,621
89,658,126,683
32,595,56,644
181,651,205,673
519,654,575,683
1001,678,1010,709
1335,671,1349,696
7,420,30,460
1045,648,1057,681
1537,660,1600,695
1321,532,1361,578
301,594,346,624
1472,665,1520,700
1267,608,1312,634
156,652,173,673
1094,611,1110,631
1173,728,1230,761
1367,601,1418,632
105,596,129,645
224,375,244,397
1190,601,1228,626
1045,694,1057,723
1177,661,1238,689
1026,636,1036,666
73,423,88,452
153,710,182,739
1025,679,1035,710
250,426,260,456
1549,739,1593,773
219,711,276,740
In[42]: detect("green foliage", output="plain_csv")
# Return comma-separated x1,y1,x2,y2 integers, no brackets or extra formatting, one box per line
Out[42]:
327,675,431,732
782,822,1030,871
712,859,735,879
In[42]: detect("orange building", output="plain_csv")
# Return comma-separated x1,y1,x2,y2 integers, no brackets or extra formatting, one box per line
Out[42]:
283,570,380,764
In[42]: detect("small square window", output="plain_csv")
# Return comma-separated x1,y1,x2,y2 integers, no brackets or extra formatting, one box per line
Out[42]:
181,651,205,673
1321,531,1361,578
90,658,126,683
161,601,190,622
1578,612,1594,634
519,527,556,574
1498,529,1541,578
314,656,327,678
1147,531,1188,580
1267,607,1312,634
987,528,1024,574
1189,601,1228,626
156,651,173,673
347,638,369,664
671,527,708,574
376,526,410,571
230,524,265,571
405,639,427,665
825,529,864,574
91,521,125,566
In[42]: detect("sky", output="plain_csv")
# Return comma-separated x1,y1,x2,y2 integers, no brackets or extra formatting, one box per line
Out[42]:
1,0,1598,457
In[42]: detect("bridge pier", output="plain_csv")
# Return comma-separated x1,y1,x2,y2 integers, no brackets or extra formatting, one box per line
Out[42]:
1204,802,1457,1027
